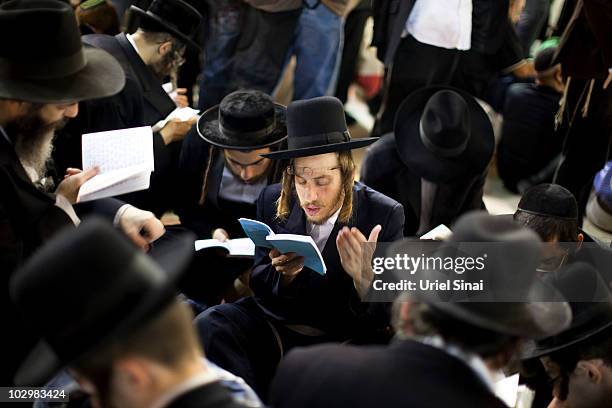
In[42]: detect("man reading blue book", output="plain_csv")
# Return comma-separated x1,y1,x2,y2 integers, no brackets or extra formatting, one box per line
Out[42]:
194,96,405,400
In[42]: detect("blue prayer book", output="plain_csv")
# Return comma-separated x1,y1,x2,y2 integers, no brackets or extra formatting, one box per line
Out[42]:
238,218,327,275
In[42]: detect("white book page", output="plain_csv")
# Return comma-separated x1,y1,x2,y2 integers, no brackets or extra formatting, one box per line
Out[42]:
77,164,150,203
227,238,256,257
82,126,154,173
420,224,452,241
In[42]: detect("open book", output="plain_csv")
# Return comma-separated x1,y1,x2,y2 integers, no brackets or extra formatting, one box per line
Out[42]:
153,106,200,132
194,238,255,258
239,218,327,275
77,126,154,202
419,224,452,241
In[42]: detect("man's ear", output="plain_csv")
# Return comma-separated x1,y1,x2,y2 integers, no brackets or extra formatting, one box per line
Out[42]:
576,360,604,384
114,357,152,389
158,41,173,56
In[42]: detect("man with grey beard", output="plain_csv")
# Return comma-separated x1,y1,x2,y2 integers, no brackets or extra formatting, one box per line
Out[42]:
0,0,166,386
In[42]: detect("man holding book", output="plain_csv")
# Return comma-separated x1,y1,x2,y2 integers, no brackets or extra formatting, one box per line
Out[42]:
0,0,165,385
194,96,405,399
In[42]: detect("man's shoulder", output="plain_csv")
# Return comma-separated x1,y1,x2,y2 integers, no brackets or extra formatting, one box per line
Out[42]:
260,183,283,202
354,181,402,212
82,33,121,52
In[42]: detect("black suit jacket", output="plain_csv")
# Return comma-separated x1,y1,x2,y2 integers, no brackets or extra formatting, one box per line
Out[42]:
360,134,486,237
554,0,612,79
84,33,176,124
271,339,508,408
371,0,415,66
0,134,122,386
165,381,248,408
250,181,404,339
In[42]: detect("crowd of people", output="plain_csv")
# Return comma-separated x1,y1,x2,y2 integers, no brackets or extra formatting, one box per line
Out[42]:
1,0,611,407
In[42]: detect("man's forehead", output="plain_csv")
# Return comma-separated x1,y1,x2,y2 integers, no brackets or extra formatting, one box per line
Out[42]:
294,153,338,168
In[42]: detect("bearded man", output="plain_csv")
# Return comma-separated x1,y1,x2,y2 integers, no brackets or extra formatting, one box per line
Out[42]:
194,96,405,400
0,0,165,385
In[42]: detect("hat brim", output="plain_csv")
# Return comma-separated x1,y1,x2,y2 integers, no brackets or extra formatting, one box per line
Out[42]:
261,137,378,160
130,7,201,51
587,193,612,233
13,229,195,387
197,103,288,150
0,46,125,104
394,86,495,183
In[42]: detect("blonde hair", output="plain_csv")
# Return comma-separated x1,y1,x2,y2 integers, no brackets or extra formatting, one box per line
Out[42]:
276,150,355,223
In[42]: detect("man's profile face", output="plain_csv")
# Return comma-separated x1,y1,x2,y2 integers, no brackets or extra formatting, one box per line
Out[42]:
224,147,272,184
293,153,343,225
7,102,78,180
150,40,185,80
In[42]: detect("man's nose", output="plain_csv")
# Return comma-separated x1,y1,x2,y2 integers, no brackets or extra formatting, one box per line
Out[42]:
241,166,255,182
304,182,318,202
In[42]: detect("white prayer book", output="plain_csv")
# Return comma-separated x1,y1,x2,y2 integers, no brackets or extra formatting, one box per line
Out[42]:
153,106,200,132
77,126,154,203
419,224,452,241
194,238,255,258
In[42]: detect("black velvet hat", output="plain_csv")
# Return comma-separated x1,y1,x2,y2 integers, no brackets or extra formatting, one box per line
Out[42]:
394,87,494,183
130,0,203,50
517,183,579,220
522,262,612,358
261,96,377,160
10,219,194,386
197,90,288,150
0,0,125,104
390,212,572,339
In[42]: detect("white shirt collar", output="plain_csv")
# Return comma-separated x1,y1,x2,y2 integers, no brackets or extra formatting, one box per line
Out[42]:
413,335,496,393
307,207,341,252
149,366,219,408
125,33,141,55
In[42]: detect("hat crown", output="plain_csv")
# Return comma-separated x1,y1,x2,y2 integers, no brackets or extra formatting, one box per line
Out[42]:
0,0,86,79
219,90,276,135
594,161,612,205
136,0,201,41
10,219,173,365
419,90,471,158
518,183,578,219
287,96,348,139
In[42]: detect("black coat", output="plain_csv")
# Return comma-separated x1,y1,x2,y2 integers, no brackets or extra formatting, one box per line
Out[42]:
360,134,486,237
176,127,285,239
554,0,612,79
270,339,508,408
166,381,248,408
0,134,122,386
250,181,404,339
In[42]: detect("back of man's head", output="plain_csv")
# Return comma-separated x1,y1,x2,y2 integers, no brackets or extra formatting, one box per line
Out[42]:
514,184,580,242
72,300,202,406
534,47,562,90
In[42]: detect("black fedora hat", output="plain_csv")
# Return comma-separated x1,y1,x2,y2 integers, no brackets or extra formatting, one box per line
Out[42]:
262,96,378,160
395,86,494,183
522,262,612,359
0,0,125,104
390,212,571,339
130,0,203,50
197,90,288,150
10,219,194,386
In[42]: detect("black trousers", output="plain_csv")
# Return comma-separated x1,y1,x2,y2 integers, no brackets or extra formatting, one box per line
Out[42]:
194,297,333,402
554,78,612,223
373,35,461,136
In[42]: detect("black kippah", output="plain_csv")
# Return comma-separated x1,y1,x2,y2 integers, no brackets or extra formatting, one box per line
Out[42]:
517,183,578,220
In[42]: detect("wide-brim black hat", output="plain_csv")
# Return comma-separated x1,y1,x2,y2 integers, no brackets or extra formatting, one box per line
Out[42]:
129,0,202,50
522,262,612,359
394,86,494,184
0,0,125,104
389,212,571,339
197,90,288,150
10,219,195,386
262,96,377,160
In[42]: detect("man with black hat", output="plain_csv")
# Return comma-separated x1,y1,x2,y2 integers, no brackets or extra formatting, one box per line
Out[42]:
194,96,404,399
522,262,612,408
176,89,287,305
360,86,494,237
270,212,572,408
54,0,203,216
11,218,250,408
0,0,165,386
